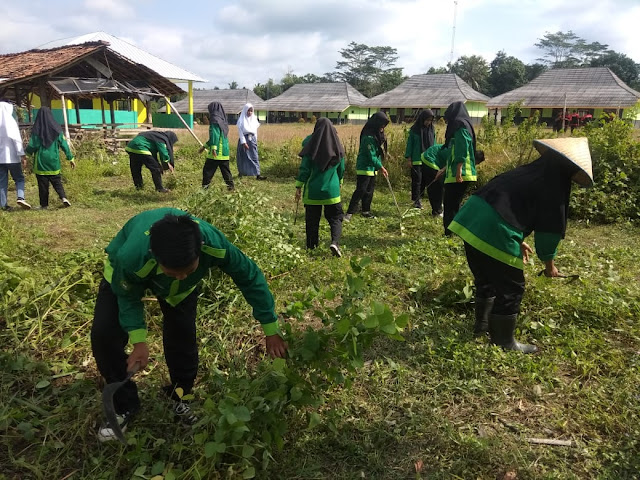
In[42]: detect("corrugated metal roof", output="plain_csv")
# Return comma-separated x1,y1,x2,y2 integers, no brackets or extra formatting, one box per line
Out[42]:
265,83,368,111
487,67,640,108
43,31,206,83
159,89,267,114
364,74,490,108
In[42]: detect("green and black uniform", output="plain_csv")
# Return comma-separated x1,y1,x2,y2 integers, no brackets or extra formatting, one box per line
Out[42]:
420,143,447,215
346,112,389,216
202,102,234,189
442,102,477,234
296,122,346,249
125,131,177,191
91,207,279,414
405,109,435,208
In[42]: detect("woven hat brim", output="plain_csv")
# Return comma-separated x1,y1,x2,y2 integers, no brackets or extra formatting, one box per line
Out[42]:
533,137,593,186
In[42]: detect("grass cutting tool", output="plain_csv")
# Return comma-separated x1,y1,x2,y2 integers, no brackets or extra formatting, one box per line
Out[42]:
101,362,140,446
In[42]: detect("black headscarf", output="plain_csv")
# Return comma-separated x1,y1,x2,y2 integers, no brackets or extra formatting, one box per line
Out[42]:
444,102,476,152
474,151,580,237
361,112,389,156
298,117,345,171
207,102,229,137
139,130,179,165
410,109,435,151
32,106,63,148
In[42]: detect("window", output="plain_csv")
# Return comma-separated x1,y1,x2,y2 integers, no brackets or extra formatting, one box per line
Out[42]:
77,98,93,109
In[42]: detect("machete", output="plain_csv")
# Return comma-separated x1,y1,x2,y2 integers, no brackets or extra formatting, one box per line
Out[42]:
101,362,140,445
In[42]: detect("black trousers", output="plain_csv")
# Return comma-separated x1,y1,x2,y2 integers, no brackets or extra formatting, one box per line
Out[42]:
90,279,199,414
129,152,164,191
347,175,376,214
305,203,343,249
36,174,66,207
464,243,525,315
202,159,234,189
443,181,470,235
421,166,444,215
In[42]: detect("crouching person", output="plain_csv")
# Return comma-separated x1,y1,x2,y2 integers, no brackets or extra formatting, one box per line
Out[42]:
91,208,287,442
448,138,593,353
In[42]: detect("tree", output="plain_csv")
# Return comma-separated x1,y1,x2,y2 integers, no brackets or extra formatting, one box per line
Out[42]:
450,55,490,93
535,31,608,68
228,81,239,90
488,51,526,96
591,51,640,89
334,41,404,97
427,66,450,74
524,63,547,82
253,78,282,100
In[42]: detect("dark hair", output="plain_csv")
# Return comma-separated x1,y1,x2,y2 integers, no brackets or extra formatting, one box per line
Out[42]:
475,149,485,165
149,214,202,268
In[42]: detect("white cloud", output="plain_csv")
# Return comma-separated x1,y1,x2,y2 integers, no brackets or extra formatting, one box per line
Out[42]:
82,0,134,19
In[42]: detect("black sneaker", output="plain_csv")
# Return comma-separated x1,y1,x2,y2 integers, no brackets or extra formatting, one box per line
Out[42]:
330,244,342,257
256,175,267,181
361,211,376,219
174,402,199,425
97,411,133,443
157,188,171,193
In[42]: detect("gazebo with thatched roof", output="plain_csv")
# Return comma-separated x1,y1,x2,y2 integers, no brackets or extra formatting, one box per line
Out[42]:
364,74,490,124
264,82,369,124
487,67,640,127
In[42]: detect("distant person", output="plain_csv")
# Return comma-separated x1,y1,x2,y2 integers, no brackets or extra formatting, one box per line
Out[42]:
569,112,580,133
448,137,593,353
91,208,288,442
125,131,177,193
236,103,266,180
553,112,564,133
295,118,346,256
0,101,31,211
25,107,75,209
344,112,389,221
405,109,436,210
439,102,479,235
199,102,234,190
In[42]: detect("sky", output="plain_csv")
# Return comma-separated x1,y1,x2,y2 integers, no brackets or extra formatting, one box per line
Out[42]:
2,0,639,90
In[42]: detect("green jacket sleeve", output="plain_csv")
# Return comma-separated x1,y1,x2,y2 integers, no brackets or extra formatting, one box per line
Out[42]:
209,125,221,153
109,263,149,344
157,142,170,162
295,154,312,188
365,137,383,170
534,231,561,261
218,242,279,335
337,157,345,184
58,134,74,160
452,128,473,165
404,132,421,163
25,135,40,155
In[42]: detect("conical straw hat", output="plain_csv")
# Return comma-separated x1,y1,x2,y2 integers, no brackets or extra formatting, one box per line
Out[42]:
533,137,593,186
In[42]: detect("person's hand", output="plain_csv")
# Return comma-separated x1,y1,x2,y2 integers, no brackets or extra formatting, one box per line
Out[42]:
294,188,301,202
127,342,149,371
406,159,412,168
544,260,560,278
435,168,445,180
520,241,533,263
266,334,288,358
381,166,389,178
198,146,206,154
70,160,76,170
167,163,175,173
456,164,463,183
243,143,249,151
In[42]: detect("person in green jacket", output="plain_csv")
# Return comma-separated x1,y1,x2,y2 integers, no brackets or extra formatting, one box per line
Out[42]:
420,143,448,216
449,137,593,353
125,131,177,193
405,109,435,210
344,112,389,221
441,102,478,235
25,107,75,209
91,208,288,442
295,117,346,257
198,102,234,190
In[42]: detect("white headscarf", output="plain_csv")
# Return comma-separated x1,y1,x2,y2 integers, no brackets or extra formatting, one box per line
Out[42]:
236,103,260,143
0,102,25,164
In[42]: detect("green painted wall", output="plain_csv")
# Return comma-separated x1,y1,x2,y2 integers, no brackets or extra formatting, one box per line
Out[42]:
40,108,138,128
465,101,489,118
153,113,194,129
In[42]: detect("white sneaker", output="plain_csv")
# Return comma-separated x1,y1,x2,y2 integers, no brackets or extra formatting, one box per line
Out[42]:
174,402,199,425
330,244,342,257
62,198,71,208
343,213,352,222
16,198,31,209
97,411,133,442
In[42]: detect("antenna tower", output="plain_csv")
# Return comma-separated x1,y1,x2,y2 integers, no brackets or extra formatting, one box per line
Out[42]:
450,0,458,64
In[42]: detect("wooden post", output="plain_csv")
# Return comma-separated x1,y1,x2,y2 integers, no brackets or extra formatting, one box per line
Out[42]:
100,96,107,138
38,79,50,108
145,100,152,124
60,94,71,145
165,98,203,146
562,93,567,133
188,80,194,128
166,98,172,115
109,99,116,130
74,99,81,125
27,93,32,122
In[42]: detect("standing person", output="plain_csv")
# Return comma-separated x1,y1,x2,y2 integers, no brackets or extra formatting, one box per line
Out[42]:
199,102,234,190
441,102,477,235
344,112,389,221
405,109,435,209
0,101,30,211
420,143,448,216
236,103,265,180
295,118,346,257
91,208,288,442
125,131,177,193
25,107,75,209
448,137,593,353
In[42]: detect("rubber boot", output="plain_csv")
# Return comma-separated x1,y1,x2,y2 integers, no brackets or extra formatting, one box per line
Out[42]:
473,296,495,336
488,313,538,353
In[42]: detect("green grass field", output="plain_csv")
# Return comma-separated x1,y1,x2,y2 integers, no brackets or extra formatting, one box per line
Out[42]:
1,125,639,479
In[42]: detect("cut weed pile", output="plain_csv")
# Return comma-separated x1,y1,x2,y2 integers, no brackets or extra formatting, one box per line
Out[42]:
1,122,639,479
